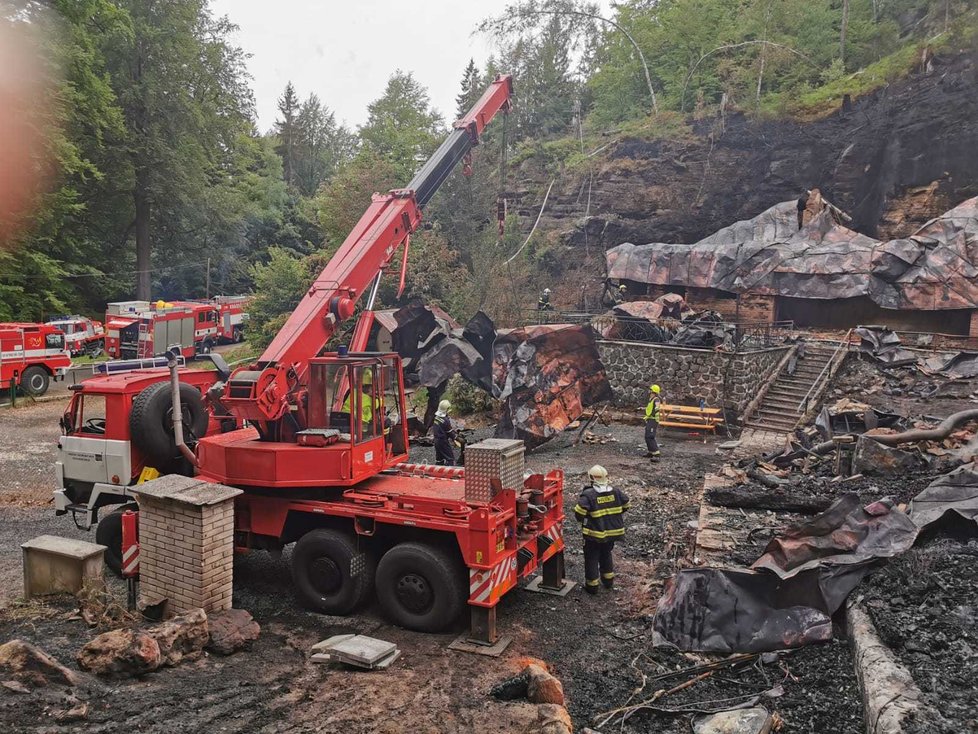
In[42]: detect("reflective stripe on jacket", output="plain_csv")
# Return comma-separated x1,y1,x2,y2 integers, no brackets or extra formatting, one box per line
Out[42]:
645,396,662,422
574,483,630,542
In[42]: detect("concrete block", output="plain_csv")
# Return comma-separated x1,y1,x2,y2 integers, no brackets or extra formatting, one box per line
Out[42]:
22,536,106,599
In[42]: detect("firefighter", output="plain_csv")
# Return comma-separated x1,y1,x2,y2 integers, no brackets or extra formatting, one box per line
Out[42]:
432,399,457,466
645,384,662,459
537,288,554,311
574,465,629,594
342,369,379,426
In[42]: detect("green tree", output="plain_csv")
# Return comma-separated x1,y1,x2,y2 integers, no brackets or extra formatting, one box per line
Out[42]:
274,81,301,188
293,93,356,197
101,0,255,299
0,0,129,321
358,71,444,181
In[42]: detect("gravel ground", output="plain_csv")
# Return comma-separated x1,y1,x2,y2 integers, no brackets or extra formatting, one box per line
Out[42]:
0,397,68,508
861,541,978,734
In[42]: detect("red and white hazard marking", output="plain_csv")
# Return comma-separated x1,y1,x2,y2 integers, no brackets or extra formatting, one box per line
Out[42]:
469,556,516,604
122,543,139,577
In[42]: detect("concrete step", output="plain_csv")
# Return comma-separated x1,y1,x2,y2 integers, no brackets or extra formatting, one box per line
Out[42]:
744,421,793,433
767,386,810,397
761,397,805,411
755,413,800,428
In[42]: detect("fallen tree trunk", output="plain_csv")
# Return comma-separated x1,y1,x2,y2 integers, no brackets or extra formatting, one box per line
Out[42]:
869,408,978,446
707,486,832,514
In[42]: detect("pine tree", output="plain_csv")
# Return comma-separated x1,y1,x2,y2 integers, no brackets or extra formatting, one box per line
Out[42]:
275,82,301,188
455,59,484,118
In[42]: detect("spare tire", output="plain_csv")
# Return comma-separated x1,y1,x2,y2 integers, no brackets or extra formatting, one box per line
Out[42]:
129,381,208,470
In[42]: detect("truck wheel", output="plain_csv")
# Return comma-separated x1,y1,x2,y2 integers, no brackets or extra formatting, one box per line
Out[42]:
292,530,375,615
233,327,244,343
198,338,213,355
375,542,466,632
95,509,123,575
21,366,50,396
130,381,209,470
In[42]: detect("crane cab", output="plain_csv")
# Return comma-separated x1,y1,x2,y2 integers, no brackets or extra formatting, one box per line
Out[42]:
196,353,410,489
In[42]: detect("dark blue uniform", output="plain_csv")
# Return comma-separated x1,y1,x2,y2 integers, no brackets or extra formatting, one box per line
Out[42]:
574,483,630,591
432,414,456,466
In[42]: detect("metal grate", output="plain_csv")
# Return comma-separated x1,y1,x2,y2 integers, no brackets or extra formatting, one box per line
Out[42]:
464,439,525,503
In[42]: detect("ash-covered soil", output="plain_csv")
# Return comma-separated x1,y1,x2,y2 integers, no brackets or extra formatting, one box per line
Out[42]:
861,541,978,734
0,412,729,733
830,355,978,418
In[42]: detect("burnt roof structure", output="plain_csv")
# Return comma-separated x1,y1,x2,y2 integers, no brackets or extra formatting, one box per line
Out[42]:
606,197,978,311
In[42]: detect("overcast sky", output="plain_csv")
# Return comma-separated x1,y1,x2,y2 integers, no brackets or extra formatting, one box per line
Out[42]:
211,0,612,133
211,0,506,132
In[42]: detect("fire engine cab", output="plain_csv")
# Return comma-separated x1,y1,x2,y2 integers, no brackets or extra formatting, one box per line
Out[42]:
46,315,105,357
0,322,71,396
104,297,248,360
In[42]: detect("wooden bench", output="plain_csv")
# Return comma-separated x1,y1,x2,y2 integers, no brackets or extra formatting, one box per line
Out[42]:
658,404,724,438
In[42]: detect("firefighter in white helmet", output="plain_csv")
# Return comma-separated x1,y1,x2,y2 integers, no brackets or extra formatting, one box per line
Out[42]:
432,399,458,466
537,288,554,311
574,465,630,593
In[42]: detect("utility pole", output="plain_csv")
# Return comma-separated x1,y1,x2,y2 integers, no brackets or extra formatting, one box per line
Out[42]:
205,257,211,299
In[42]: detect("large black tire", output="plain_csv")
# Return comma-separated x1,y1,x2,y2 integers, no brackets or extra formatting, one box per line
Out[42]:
21,366,50,396
291,529,375,615
96,509,123,575
197,338,213,355
375,542,466,632
129,381,208,470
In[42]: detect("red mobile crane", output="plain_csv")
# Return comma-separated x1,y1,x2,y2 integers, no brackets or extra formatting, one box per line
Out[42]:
57,76,567,643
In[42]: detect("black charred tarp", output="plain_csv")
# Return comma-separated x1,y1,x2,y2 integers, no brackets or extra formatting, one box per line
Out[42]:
919,351,978,380
606,196,978,311
493,324,613,449
387,301,461,381
652,494,919,653
908,465,978,529
386,306,612,449
854,325,918,366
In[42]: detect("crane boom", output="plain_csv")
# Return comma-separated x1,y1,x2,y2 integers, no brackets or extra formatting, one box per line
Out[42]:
222,74,513,425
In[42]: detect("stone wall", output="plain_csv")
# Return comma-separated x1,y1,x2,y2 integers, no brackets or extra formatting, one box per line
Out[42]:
596,340,789,414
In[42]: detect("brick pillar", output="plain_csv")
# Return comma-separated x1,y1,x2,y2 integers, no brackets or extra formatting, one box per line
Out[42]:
130,475,241,614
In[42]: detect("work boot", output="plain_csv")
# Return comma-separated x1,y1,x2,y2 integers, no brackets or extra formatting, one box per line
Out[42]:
584,582,599,595
602,576,615,590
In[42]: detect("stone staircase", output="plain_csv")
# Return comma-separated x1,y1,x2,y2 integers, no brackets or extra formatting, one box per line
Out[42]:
744,342,842,433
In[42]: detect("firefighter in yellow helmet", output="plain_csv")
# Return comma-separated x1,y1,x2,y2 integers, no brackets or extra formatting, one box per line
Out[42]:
645,384,662,459
342,368,379,425
574,465,630,594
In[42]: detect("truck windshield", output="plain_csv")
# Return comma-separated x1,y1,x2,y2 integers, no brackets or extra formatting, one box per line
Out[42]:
77,394,107,435
46,333,65,350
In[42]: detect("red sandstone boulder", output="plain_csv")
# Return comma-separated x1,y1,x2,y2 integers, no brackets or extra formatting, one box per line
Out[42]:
148,608,209,666
77,629,161,677
0,639,79,688
206,608,260,655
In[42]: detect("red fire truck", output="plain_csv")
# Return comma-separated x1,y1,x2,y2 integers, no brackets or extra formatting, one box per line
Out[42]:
104,297,248,360
46,315,105,357
0,322,72,396
56,76,564,643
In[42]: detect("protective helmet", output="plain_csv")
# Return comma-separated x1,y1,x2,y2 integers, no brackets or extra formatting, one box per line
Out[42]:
438,399,451,413
543,288,551,295
361,370,373,385
588,465,608,482
649,384,661,394
619,284,627,291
